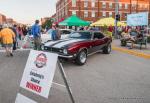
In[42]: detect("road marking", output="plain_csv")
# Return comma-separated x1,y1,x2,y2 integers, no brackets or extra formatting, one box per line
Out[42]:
112,46,150,59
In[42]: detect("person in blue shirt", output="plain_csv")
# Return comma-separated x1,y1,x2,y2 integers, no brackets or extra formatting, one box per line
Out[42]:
31,20,41,50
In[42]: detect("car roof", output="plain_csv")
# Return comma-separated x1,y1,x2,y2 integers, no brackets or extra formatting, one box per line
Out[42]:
74,30,103,34
60,29,74,31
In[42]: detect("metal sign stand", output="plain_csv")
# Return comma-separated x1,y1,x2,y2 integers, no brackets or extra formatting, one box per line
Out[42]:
57,60,75,103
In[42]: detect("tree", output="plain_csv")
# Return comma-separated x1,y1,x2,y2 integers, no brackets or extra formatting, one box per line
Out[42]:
41,19,53,29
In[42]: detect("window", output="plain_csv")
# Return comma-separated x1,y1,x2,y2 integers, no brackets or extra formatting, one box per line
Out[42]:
91,11,95,17
61,30,71,35
132,4,136,9
102,2,106,8
72,0,76,7
109,3,113,8
119,3,122,9
84,1,88,7
70,32,92,39
72,11,76,15
92,0,95,7
102,12,106,17
93,32,104,39
84,11,88,17
109,12,112,17
125,4,128,9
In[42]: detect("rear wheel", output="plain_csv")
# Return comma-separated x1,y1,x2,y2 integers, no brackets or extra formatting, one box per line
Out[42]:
103,44,111,54
75,50,87,65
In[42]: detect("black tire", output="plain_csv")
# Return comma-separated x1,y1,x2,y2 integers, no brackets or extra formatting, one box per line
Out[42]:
40,43,44,50
103,44,111,54
75,50,87,65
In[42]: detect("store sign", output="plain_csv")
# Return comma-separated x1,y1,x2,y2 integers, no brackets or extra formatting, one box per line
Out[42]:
20,50,58,98
15,93,37,103
127,12,148,26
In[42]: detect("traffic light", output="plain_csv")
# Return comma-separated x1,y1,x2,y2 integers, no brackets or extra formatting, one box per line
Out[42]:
116,14,120,21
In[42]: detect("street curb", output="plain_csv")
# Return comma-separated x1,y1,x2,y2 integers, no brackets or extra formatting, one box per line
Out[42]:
112,46,150,59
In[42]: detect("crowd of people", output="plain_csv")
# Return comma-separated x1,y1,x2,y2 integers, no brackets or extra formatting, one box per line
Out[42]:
0,23,30,57
0,20,62,57
0,19,149,57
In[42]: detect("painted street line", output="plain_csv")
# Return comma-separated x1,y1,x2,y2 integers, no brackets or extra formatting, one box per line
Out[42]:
112,46,150,59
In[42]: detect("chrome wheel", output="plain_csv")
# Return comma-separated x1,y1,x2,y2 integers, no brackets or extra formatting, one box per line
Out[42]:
79,51,87,63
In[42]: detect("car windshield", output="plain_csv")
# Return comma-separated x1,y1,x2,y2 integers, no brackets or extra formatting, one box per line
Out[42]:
70,32,92,39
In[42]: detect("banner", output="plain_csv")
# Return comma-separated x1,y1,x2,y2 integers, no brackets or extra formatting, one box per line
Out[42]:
127,12,148,26
20,50,58,98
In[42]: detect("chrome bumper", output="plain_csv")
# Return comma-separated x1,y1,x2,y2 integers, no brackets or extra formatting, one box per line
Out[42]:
58,54,74,59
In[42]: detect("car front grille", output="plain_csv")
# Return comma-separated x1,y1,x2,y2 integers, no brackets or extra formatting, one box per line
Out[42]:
44,46,63,54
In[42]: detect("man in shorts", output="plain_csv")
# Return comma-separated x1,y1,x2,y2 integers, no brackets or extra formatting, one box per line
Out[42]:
0,24,15,57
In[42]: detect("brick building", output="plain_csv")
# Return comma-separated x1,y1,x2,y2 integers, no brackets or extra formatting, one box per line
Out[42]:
0,13,6,24
56,0,149,23
6,18,14,24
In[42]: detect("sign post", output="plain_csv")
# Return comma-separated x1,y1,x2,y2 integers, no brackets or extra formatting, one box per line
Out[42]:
58,60,75,103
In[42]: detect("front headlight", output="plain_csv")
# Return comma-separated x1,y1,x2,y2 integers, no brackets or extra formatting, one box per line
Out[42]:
63,49,68,55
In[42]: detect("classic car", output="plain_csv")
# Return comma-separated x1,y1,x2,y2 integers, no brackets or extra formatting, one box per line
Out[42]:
44,31,112,65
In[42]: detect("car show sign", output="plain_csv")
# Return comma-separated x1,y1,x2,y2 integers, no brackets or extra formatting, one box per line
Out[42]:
20,50,58,98
127,12,148,26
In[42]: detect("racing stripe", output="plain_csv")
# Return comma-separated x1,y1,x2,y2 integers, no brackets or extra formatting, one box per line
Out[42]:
44,39,69,47
53,39,84,48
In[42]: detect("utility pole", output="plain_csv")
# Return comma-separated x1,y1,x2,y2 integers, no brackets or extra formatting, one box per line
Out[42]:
130,0,132,14
136,0,138,13
149,0,150,25
115,0,119,38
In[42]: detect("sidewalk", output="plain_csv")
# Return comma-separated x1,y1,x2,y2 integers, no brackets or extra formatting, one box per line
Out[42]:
112,39,150,59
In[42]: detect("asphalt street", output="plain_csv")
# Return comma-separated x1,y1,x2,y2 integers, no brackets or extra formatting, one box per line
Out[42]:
0,49,150,103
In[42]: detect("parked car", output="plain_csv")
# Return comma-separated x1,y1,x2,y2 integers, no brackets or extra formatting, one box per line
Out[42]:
41,29,74,43
43,31,112,65
22,29,73,49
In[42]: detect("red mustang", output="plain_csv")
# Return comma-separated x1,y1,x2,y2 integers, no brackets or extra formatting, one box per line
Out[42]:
44,31,112,65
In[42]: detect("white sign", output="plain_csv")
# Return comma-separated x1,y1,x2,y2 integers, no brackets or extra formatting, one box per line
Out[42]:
127,12,148,26
20,50,58,98
15,93,37,103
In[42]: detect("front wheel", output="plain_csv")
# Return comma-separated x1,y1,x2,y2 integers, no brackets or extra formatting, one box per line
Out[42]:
103,44,111,54
75,50,87,65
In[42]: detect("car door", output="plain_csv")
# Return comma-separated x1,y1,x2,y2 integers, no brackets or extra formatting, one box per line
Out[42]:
90,32,105,52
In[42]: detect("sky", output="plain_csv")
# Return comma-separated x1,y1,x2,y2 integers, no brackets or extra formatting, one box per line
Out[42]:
0,0,57,24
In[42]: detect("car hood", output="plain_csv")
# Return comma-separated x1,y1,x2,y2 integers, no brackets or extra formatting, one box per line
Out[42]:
44,39,87,48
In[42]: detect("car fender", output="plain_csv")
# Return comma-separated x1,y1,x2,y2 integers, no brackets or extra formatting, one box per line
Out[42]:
77,47,88,55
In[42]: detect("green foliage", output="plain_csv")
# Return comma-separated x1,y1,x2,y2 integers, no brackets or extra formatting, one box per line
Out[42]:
42,19,53,29
103,30,112,38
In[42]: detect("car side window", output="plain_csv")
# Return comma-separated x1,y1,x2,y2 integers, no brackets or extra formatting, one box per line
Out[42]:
93,32,104,40
61,30,71,35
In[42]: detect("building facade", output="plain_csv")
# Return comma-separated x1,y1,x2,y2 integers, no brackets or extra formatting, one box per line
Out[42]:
0,14,6,24
56,0,149,23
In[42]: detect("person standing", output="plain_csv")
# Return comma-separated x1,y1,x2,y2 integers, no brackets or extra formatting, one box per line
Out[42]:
11,24,18,50
0,24,15,57
31,20,41,50
17,26,23,40
55,24,61,40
